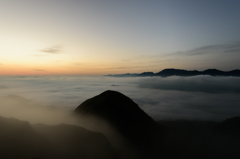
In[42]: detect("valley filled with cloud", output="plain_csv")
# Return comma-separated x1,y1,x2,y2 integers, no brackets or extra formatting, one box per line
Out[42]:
1,75,240,122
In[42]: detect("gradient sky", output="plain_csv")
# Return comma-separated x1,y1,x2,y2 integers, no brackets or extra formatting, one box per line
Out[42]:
1,0,240,75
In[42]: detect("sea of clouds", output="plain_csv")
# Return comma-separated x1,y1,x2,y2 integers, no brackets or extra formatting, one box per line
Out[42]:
0,75,240,122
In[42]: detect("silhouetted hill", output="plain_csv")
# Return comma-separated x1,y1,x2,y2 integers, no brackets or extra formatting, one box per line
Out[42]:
158,119,240,159
74,90,192,159
0,116,48,159
74,90,158,144
216,116,240,134
106,68,240,77
138,72,155,76
33,123,119,159
156,68,201,76
0,116,119,159
202,69,223,74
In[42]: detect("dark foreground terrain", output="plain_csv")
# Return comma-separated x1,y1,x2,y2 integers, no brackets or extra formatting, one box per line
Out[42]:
0,90,240,159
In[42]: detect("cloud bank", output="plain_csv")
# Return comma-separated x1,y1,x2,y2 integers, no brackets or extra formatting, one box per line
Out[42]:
0,76,240,122
138,76,240,93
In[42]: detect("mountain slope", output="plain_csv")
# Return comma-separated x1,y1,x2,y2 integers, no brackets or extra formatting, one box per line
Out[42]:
74,90,157,142
0,116,119,159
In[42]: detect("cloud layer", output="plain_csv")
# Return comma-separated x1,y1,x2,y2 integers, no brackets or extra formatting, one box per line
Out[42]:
0,76,240,122
138,76,240,93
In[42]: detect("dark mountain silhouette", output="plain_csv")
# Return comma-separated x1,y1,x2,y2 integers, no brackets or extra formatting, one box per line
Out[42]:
74,90,159,144
138,72,155,76
0,116,119,159
74,90,194,159
106,73,139,77
227,69,240,75
216,116,240,134
0,116,48,159
159,118,240,159
155,68,200,76
33,123,119,159
202,69,225,76
106,68,240,77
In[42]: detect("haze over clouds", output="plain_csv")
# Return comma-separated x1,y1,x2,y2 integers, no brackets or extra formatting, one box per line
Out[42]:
1,76,240,122
138,75,240,93
0,86,8,89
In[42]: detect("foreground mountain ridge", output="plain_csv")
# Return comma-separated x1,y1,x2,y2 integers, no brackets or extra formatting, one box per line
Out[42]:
0,115,119,159
106,68,240,77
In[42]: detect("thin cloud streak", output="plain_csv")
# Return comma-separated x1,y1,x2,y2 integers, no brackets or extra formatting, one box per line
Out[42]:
40,45,62,54
34,69,45,72
168,41,240,56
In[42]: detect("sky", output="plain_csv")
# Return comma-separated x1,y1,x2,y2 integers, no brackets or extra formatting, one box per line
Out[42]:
0,0,240,75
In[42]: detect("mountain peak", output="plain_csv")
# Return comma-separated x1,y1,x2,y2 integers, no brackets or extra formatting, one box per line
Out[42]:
203,68,222,72
74,90,157,143
74,90,154,123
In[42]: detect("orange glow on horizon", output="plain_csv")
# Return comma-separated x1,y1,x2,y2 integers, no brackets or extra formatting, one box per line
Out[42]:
0,64,146,76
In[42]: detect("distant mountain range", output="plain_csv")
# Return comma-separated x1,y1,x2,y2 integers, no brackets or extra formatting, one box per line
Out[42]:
106,68,240,77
